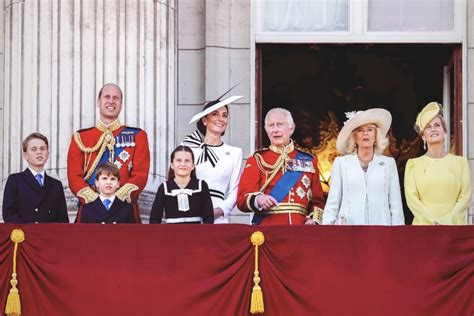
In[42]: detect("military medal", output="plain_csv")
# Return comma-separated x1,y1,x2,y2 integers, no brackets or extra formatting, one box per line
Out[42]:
296,186,306,199
287,158,315,173
119,150,130,163
301,175,310,189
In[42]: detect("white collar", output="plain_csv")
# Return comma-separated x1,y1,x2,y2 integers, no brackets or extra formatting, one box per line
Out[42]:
99,195,116,205
28,166,45,178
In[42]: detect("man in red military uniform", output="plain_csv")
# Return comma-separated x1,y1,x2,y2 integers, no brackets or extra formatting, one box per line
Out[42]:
67,83,150,222
237,108,325,225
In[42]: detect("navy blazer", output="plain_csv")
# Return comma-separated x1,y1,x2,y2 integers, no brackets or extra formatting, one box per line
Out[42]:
2,168,69,223
80,197,135,224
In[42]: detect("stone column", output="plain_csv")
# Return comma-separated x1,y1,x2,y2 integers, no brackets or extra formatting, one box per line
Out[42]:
468,0,474,224
0,0,4,194
0,0,176,221
176,0,251,223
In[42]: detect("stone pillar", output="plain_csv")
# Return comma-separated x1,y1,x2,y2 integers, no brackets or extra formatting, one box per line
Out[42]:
0,0,176,221
468,0,474,224
0,0,4,196
176,0,251,223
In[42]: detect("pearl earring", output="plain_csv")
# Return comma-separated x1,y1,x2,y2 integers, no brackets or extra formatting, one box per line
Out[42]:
423,140,426,150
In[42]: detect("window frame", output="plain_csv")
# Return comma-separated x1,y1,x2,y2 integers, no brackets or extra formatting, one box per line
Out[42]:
254,0,466,43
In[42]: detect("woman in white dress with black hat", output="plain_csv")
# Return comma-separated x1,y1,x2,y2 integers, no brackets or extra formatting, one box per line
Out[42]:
182,95,243,223
322,108,404,225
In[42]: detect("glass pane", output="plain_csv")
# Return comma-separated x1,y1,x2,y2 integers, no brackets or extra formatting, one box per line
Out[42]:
368,0,454,31
263,0,349,32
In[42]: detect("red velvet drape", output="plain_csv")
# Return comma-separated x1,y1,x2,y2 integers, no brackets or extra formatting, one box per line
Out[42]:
1,224,473,315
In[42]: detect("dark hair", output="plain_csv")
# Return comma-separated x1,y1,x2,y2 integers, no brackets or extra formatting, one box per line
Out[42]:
22,133,49,152
98,83,123,100
196,102,228,136
95,162,121,180
167,145,196,180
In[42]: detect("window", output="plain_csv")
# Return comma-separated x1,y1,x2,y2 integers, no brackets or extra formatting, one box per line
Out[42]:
262,0,349,32
368,0,454,31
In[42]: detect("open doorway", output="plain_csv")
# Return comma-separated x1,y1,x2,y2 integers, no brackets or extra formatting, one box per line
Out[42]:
256,43,462,224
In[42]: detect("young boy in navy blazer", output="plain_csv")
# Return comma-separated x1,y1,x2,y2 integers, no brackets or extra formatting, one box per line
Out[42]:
79,162,135,224
2,133,69,223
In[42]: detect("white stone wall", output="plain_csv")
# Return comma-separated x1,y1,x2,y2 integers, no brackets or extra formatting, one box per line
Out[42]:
468,0,474,224
176,0,251,223
0,0,176,221
0,0,4,201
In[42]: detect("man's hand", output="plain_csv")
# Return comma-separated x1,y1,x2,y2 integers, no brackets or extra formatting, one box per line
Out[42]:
256,194,278,210
305,218,317,225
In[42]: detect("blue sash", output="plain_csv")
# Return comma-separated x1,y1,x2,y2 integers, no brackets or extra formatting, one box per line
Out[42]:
86,127,139,186
252,151,311,225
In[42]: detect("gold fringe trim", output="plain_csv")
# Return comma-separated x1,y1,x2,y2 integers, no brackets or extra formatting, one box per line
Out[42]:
115,183,139,203
5,229,25,316
250,231,265,314
77,187,99,204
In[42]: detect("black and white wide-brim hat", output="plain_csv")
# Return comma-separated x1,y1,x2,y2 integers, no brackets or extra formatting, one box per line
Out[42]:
188,96,243,124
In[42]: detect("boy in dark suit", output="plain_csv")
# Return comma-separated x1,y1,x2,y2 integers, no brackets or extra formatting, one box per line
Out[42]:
79,162,135,224
2,133,69,223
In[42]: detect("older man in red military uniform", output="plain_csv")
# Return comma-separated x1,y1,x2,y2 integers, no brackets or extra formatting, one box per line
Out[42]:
237,108,325,225
67,83,150,222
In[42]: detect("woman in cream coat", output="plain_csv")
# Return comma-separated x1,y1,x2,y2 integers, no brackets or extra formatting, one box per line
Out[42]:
322,109,404,225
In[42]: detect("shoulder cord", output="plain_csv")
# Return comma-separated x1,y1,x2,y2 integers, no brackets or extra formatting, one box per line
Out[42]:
254,153,286,193
73,130,116,180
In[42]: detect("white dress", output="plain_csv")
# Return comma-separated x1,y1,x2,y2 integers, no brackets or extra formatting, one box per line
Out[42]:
182,131,243,223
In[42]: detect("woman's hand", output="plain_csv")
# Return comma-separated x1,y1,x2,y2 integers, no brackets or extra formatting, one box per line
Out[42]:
214,207,224,219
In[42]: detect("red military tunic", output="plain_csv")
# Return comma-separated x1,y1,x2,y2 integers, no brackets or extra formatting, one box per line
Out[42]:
67,120,150,222
237,142,325,225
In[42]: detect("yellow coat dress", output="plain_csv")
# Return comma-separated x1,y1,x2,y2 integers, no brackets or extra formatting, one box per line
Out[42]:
404,154,471,225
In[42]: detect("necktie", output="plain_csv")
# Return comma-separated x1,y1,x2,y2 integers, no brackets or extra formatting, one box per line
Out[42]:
35,174,44,187
103,199,112,210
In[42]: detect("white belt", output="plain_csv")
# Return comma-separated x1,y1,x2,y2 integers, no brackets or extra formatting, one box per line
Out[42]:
166,217,203,224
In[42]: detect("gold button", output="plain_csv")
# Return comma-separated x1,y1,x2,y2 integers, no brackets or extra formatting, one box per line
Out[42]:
34,208,39,212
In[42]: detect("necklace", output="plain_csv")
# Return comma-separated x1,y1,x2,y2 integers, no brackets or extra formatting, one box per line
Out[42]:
425,151,447,159
357,154,373,173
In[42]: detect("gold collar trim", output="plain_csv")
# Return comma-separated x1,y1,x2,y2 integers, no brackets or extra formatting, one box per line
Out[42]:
269,140,294,154
97,120,122,132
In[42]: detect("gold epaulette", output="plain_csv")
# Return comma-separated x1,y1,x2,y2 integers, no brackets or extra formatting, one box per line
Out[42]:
116,183,139,203
77,187,99,203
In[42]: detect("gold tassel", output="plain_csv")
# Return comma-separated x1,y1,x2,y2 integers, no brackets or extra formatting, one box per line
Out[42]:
250,231,265,314
5,229,25,316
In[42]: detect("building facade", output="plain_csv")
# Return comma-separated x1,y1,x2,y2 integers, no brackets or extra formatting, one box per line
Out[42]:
0,0,472,223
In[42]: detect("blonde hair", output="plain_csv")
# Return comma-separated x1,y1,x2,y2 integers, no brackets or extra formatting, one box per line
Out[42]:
345,125,389,155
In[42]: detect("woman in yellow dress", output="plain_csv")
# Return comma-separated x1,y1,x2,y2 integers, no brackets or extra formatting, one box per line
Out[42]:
404,102,471,225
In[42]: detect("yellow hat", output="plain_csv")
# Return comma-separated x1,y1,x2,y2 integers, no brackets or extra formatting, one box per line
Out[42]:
414,102,443,134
